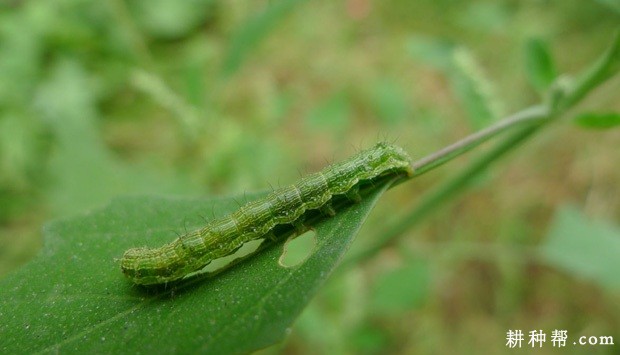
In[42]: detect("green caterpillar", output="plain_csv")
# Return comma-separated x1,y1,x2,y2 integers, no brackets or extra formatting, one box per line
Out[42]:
121,142,413,285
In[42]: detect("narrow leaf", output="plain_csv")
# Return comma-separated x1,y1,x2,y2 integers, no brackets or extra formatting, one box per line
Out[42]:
574,112,620,129
524,38,557,92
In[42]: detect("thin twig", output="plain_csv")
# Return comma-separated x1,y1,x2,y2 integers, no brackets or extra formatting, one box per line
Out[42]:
411,105,549,177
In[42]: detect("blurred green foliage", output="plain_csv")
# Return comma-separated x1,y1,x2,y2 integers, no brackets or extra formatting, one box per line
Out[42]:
524,38,558,93
0,0,618,353
575,112,620,129
542,206,620,291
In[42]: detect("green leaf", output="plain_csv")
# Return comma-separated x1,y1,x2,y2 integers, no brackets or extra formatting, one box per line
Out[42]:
0,181,393,353
524,38,558,93
574,112,620,129
541,205,620,291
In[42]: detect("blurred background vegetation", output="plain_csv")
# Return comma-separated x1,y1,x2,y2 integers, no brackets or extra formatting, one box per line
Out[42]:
0,0,619,353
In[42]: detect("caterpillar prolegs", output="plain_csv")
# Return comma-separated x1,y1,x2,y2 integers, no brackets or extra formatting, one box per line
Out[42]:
120,142,413,285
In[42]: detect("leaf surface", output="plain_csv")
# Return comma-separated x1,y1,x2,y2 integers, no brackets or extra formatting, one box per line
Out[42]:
0,182,392,353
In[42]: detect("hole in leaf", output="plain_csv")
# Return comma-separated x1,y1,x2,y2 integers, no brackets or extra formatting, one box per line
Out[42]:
279,229,317,267
200,239,264,274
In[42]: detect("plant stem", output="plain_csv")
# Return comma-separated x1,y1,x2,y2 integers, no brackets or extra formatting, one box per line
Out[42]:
410,105,548,177
558,29,620,111
345,123,543,268
344,29,620,268
406,29,619,179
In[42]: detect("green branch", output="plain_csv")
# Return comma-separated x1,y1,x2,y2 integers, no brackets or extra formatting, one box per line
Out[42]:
410,105,548,177
345,30,620,267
